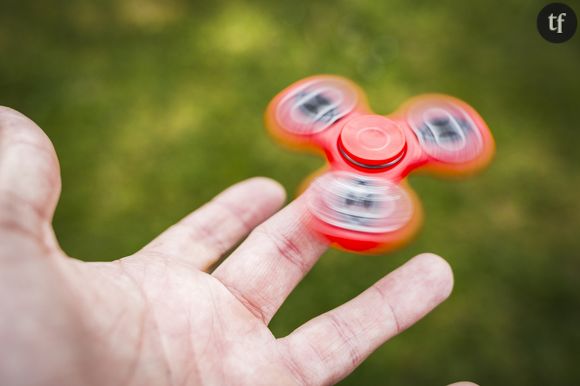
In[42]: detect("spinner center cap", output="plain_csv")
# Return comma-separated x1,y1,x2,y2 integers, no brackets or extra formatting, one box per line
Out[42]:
339,115,406,168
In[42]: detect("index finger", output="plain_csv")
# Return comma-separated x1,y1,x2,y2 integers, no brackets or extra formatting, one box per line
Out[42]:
212,197,328,324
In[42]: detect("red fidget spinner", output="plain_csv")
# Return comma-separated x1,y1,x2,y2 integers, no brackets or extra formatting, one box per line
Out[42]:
265,75,495,254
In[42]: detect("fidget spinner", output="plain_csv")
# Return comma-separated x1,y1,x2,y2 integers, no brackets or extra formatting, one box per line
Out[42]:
266,75,494,253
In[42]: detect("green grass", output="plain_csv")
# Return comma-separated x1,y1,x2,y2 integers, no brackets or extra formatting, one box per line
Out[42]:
2,0,580,384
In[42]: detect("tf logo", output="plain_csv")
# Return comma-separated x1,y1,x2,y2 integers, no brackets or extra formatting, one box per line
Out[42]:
537,3,577,43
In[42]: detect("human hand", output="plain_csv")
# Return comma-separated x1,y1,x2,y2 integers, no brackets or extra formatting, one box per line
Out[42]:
0,106,459,385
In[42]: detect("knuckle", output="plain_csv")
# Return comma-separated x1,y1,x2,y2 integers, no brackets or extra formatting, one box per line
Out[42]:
325,313,362,368
258,225,309,275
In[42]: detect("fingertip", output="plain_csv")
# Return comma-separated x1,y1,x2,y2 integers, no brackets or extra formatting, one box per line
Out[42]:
246,176,287,205
0,105,40,132
0,105,56,156
0,105,61,209
447,382,479,386
414,252,455,301
0,105,24,117
377,252,455,331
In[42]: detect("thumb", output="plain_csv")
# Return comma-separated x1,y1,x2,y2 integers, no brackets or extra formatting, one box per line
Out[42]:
0,106,61,254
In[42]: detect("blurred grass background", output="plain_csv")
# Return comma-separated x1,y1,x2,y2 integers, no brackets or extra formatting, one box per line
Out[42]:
1,0,580,384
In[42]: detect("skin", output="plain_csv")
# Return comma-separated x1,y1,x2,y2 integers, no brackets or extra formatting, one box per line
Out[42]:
0,106,475,386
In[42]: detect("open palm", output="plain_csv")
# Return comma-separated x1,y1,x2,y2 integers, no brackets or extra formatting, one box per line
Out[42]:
0,107,455,386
